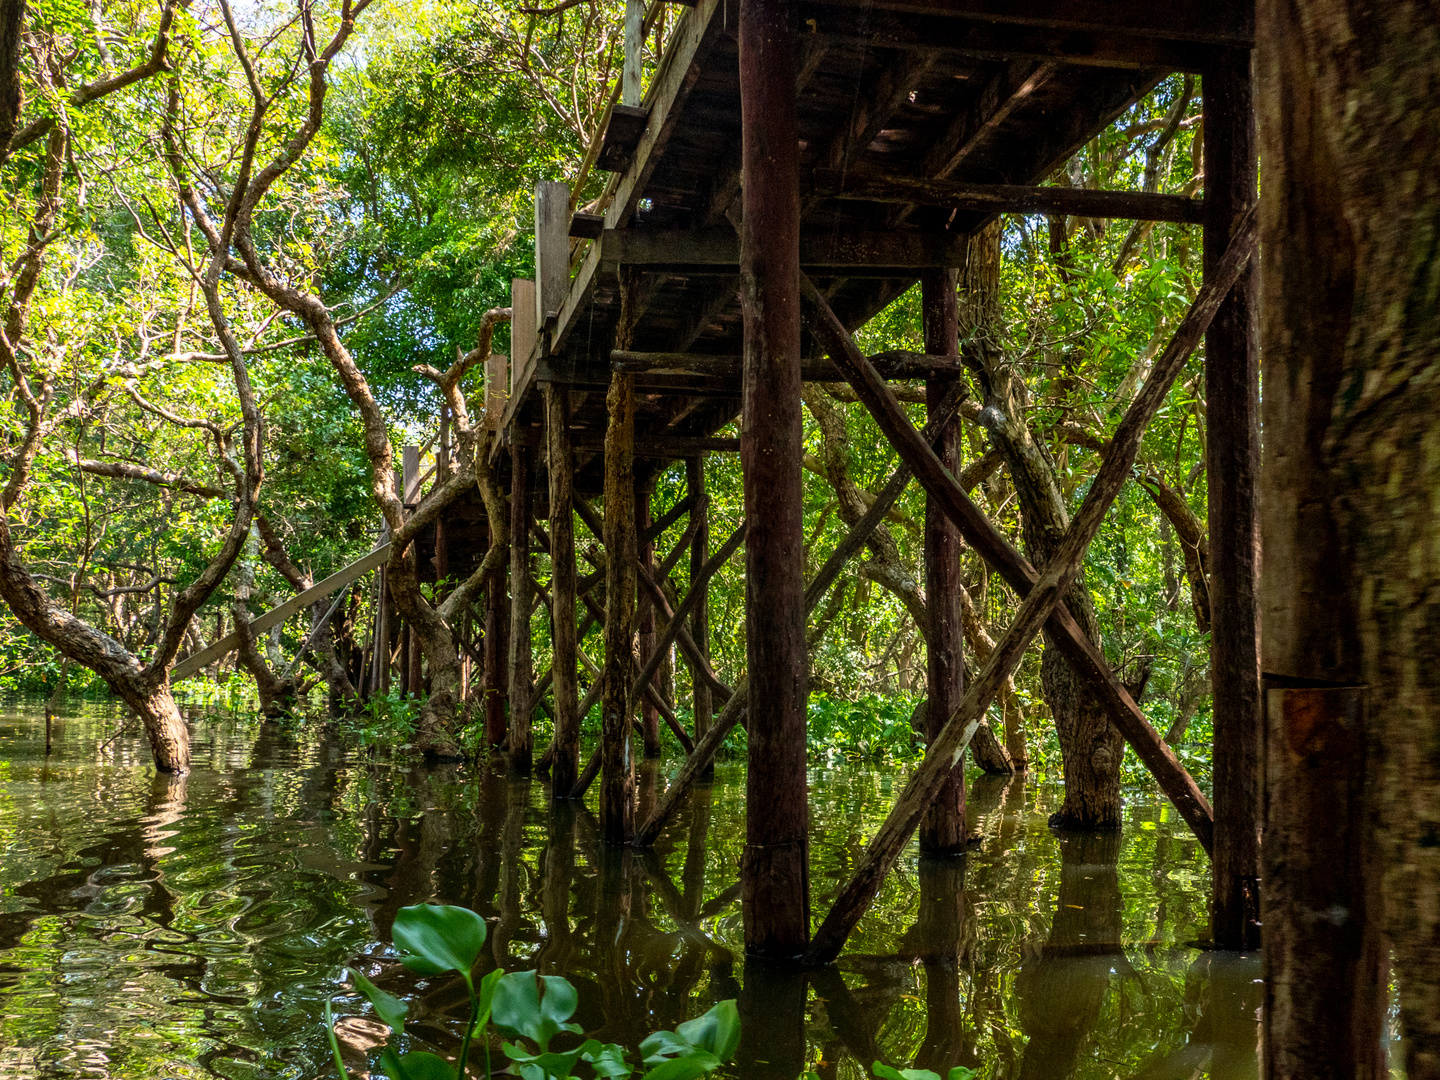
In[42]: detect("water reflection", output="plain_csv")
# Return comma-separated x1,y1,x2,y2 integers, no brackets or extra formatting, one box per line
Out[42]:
0,706,1259,1078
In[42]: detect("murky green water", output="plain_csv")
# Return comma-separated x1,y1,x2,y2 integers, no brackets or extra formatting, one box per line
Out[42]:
0,703,1260,1079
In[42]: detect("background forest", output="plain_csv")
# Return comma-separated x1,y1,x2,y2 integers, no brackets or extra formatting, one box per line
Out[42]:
0,0,1214,785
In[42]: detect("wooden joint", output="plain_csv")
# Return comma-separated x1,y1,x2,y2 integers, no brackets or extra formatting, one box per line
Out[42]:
598,104,650,172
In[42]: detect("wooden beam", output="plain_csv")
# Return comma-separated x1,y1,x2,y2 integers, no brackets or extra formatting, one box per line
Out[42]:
1204,50,1262,951
801,0,1253,46
611,349,968,382
801,210,1255,962
799,239,1255,857
514,426,740,456
601,227,972,272
172,544,391,679
546,384,581,795
815,170,1205,223
599,104,649,172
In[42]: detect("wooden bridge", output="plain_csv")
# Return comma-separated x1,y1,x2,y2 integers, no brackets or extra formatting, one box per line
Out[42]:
195,0,1262,968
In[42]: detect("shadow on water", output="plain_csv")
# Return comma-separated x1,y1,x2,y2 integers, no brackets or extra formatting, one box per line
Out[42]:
0,706,1261,1078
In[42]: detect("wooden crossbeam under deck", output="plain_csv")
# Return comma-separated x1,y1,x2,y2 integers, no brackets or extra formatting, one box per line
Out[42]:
610,349,967,381
813,170,1205,223
599,227,971,273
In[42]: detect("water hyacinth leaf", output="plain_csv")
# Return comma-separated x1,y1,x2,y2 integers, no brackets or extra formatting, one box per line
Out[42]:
582,1040,635,1079
640,1052,723,1080
871,1064,941,1080
673,1000,740,1060
392,904,488,977
639,1030,693,1064
502,1043,587,1079
947,1070,978,1080
391,1049,456,1080
493,970,583,1051
477,965,505,1020
348,968,408,1036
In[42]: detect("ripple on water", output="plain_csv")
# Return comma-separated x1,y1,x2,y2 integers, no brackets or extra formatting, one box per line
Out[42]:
0,703,1266,1079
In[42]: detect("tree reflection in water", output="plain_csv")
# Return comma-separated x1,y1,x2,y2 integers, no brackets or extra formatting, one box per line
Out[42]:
0,709,1258,1078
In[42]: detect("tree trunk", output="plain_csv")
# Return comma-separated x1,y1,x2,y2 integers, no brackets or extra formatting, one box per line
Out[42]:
1257,0,1440,1072
960,223,1121,829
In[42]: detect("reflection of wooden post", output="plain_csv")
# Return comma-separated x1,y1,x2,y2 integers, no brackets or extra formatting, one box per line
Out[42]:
637,487,661,757
509,445,534,771
546,384,580,795
739,0,808,958
1263,685,1385,1080
686,456,713,748
915,857,969,1072
920,267,966,855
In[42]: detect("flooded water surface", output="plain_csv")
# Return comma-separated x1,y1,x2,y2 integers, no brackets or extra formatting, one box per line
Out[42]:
0,705,1260,1078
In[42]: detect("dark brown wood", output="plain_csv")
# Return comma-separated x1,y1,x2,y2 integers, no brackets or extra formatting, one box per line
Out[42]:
802,213,1254,963
686,456,713,744
398,621,412,697
739,0,809,959
513,426,740,456
546,384,581,795
1203,49,1262,952
639,490,698,547
600,276,640,841
919,268,966,856
801,243,1253,856
598,103,649,172
483,554,508,746
610,349,966,382
569,212,606,240
637,489,661,757
814,169,1206,222
1263,684,1385,1080
508,442,535,771
602,226,971,273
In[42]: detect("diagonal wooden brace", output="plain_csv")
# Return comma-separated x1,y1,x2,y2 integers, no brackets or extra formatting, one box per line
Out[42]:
798,205,1257,913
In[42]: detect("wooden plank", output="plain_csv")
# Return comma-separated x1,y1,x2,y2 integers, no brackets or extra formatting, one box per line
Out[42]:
485,353,508,431
172,544,392,679
510,278,537,403
599,104,649,171
611,349,966,380
801,0,1253,46
622,0,644,105
535,183,570,326
601,227,972,271
815,170,1206,223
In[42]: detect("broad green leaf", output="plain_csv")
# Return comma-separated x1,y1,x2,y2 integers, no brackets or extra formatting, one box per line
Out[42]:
392,904,488,977
640,1030,693,1064
871,1064,942,1080
348,968,408,1036
477,965,505,1020
948,1069,979,1080
501,1041,586,1078
641,1052,723,1080
581,1040,634,1079
493,970,584,1052
393,1050,455,1080
673,1000,740,1061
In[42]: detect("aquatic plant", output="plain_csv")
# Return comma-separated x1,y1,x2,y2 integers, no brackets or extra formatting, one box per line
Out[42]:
326,902,738,1080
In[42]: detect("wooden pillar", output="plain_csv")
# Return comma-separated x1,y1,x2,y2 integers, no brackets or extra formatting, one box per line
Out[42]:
509,443,534,771
920,268,966,855
637,487,661,758
600,272,641,844
546,384,581,796
398,621,412,697
1204,50,1262,951
622,0,644,107
686,456,713,750
1256,8,1386,1072
483,542,508,747
407,622,423,695
739,0,808,959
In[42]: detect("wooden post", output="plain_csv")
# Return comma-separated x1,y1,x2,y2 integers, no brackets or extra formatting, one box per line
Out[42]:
622,0,644,107
483,540,508,747
686,456,713,746
920,268,966,855
509,443,534,771
398,621,411,697
534,184,568,333
546,384,581,795
637,487,661,757
600,273,641,844
1204,49,1263,953
739,0,808,959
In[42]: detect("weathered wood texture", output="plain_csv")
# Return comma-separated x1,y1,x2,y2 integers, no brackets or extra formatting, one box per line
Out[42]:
1263,685,1385,1080
1203,48,1262,952
919,268,966,855
483,549,508,747
637,490,662,757
546,384,581,795
739,0,809,959
687,456,713,744
508,443,534,770
802,212,1253,962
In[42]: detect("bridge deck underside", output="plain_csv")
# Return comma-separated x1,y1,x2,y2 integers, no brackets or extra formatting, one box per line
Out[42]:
502,0,1249,496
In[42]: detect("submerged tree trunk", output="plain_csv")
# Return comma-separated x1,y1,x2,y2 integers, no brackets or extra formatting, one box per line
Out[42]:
960,224,1122,828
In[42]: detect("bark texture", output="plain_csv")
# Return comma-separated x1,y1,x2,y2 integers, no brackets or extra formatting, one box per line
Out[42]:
1257,2,1440,1073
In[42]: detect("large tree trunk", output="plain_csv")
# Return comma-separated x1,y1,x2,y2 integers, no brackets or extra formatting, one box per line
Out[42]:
1258,1,1440,1074
960,224,1122,829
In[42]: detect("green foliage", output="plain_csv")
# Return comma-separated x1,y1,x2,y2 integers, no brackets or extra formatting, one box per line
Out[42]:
329,904,738,1080
807,693,925,765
